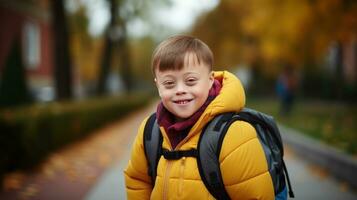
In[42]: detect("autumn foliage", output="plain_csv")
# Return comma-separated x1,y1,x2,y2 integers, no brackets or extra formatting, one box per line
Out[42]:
191,0,356,76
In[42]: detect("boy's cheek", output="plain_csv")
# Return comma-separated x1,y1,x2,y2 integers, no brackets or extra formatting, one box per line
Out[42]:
156,88,162,97
156,86,168,98
158,90,170,100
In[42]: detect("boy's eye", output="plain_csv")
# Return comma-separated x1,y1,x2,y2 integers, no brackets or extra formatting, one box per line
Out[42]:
163,81,175,88
186,78,197,85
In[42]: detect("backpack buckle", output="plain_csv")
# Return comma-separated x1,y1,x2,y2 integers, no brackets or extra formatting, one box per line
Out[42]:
162,149,198,160
162,149,181,160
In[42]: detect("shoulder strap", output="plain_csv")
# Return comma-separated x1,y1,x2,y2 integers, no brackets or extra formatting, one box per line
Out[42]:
197,108,295,199
237,108,284,154
143,113,162,185
197,113,235,200
236,108,294,197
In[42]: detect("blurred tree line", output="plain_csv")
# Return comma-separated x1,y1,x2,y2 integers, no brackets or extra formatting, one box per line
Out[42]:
1,0,355,108
65,0,160,97
0,0,161,176
191,0,356,101
0,0,163,108
65,0,170,97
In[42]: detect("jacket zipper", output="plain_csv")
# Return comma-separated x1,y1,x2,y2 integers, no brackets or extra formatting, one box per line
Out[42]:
178,157,186,197
163,161,173,200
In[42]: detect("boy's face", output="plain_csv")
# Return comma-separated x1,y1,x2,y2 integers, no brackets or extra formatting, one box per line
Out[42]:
155,53,214,121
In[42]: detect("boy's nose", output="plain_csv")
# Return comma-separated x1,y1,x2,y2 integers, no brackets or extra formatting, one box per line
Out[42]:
176,90,186,95
175,84,187,95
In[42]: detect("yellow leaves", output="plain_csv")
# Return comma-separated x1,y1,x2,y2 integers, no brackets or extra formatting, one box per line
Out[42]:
2,172,26,191
322,122,333,137
70,34,103,82
218,38,242,67
280,0,311,41
245,0,313,64
42,166,55,179
308,164,329,179
192,0,357,75
20,184,39,199
261,40,280,62
339,182,349,193
315,0,342,16
98,154,113,167
241,0,276,37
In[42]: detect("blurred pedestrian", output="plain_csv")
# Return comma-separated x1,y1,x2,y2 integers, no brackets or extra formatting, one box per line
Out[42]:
276,65,298,116
124,35,279,199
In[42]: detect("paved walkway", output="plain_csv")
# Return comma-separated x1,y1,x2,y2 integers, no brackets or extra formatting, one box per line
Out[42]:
1,102,357,199
284,147,356,199
0,103,155,200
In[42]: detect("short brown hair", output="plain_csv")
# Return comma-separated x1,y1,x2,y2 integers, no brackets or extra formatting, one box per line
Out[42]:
151,35,213,75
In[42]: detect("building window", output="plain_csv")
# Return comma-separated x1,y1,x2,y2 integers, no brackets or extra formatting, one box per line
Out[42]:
23,20,40,69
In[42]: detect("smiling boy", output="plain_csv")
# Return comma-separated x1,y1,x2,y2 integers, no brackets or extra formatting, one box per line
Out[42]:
155,51,214,121
124,35,275,199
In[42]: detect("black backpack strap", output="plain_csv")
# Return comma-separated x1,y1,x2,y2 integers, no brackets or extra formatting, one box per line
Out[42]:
143,113,162,185
282,159,295,198
197,113,235,200
237,108,284,154
162,148,198,160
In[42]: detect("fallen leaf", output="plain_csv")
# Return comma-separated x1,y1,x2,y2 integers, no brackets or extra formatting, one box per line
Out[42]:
20,184,39,199
2,172,26,191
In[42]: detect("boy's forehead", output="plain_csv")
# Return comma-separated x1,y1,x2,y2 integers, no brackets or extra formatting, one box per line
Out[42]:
184,52,200,65
155,62,209,77
153,51,211,78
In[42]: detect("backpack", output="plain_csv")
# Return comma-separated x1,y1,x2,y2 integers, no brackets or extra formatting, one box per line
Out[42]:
143,108,294,199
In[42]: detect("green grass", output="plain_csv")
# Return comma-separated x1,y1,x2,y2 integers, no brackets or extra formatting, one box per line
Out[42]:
246,97,357,156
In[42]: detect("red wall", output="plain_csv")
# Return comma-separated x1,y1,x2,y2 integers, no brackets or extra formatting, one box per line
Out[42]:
0,5,53,78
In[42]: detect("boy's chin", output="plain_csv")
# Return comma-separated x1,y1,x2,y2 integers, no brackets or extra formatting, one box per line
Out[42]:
174,113,194,122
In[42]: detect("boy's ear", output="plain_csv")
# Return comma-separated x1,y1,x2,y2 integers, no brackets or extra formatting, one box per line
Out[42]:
154,78,162,97
209,71,215,86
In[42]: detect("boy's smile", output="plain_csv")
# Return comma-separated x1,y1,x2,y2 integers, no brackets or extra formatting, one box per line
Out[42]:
155,53,214,121
173,99,192,105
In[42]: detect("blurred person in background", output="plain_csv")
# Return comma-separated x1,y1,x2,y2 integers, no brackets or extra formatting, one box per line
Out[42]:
276,64,298,116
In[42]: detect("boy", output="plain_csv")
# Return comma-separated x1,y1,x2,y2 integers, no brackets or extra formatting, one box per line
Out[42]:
124,35,275,199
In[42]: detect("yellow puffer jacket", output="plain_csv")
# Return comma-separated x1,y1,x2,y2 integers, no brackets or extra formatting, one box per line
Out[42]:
124,71,275,200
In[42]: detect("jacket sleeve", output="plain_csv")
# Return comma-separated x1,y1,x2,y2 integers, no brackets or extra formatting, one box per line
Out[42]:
219,120,275,200
124,117,153,200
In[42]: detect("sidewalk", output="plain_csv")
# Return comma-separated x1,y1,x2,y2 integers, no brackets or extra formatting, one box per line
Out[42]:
0,102,156,200
85,103,156,200
284,147,357,199
280,124,357,190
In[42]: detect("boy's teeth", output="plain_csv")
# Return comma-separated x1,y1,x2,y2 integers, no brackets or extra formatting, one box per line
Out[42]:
178,100,188,104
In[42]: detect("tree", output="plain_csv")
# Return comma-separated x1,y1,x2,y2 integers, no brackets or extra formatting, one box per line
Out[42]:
51,0,73,100
96,0,136,95
96,0,169,95
0,40,32,108
191,0,357,76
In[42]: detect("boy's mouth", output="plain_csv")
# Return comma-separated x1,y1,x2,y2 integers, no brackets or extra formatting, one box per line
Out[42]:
173,99,193,105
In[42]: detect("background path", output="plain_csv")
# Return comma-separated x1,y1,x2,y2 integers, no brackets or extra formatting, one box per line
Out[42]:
0,102,155,200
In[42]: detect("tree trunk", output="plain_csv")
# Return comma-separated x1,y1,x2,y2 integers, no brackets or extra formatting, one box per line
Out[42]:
51,0,73,100
118,28,133,93
97,0,117,95
334,40,344,99
97,34,113,95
